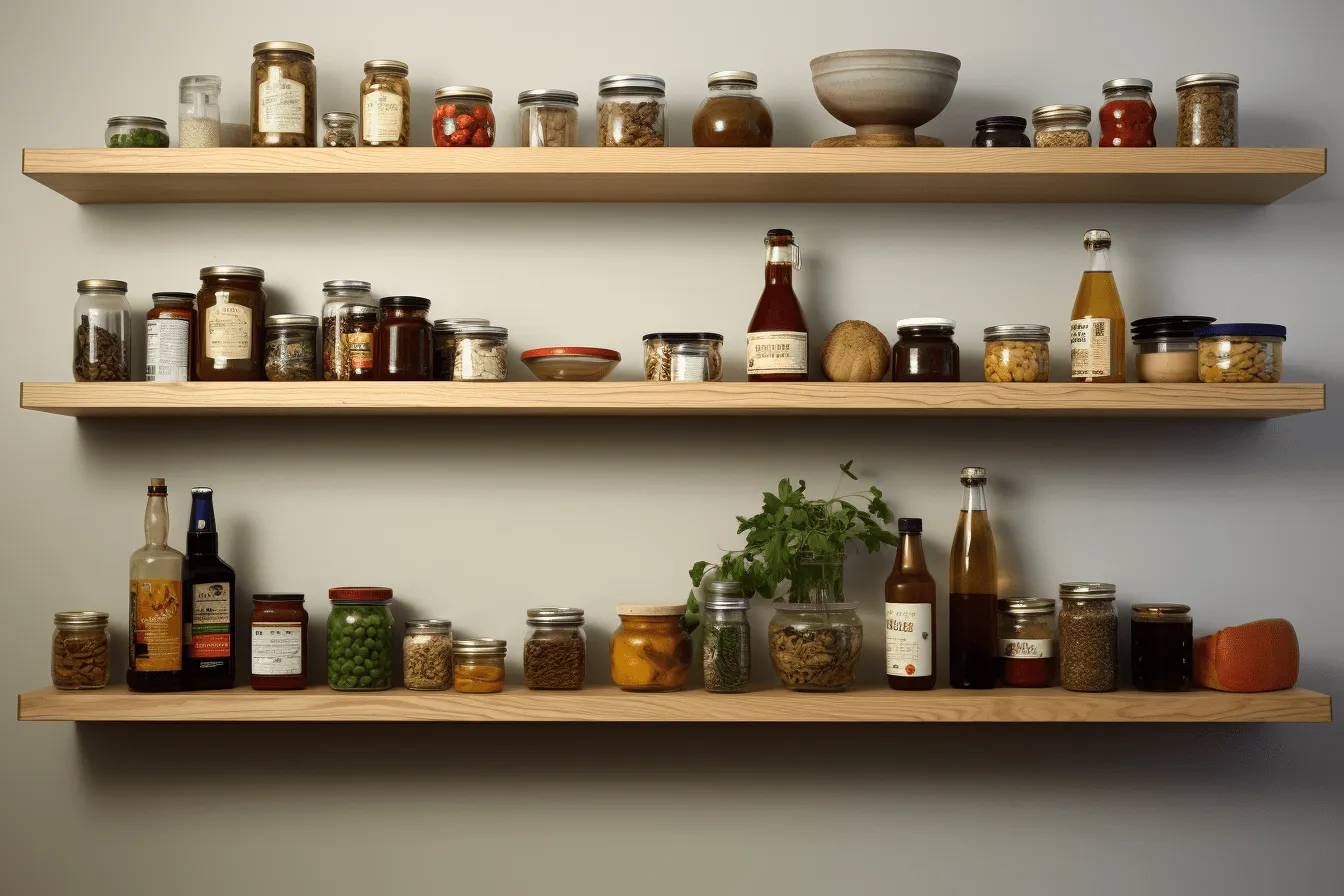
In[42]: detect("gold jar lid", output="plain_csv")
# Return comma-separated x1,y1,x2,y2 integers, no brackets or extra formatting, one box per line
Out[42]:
254,41,314,57
999,597,1055,615
364,59,409,76
1131,603,1191,620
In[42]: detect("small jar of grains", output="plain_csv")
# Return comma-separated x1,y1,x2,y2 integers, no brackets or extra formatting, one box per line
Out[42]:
1031,104,1091,147
1057,582,1117,692
403,620,454,691
178,75,222,147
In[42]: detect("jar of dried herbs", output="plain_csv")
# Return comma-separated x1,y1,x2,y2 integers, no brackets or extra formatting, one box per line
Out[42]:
251,41,316,147
72,279,131,382
454,639,507,693
702,582,751,693
598,74,666,147
264,314,318,381
524,608,586,690
432,317,490,380
361,60,410,146
51,611,110,690
404,619,453,690
1058,582,1117,692
321,280,376,380
1176,73,1238,147
453,325,508,381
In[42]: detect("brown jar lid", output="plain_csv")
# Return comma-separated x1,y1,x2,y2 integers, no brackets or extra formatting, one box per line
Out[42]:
1132,603,1191,619
329,586,393,602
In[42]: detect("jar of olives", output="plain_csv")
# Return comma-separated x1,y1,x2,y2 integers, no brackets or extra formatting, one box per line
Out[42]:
327,587,394,691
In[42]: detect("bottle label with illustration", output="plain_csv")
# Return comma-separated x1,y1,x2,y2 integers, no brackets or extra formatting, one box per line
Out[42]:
130,579,183,672
205,302,252,360
999,638,1056,658
258,76,305,134
1070,317,1112,378
885,603,932,677
252,624,303,676
146,317,190,382
190,582,232,659
345,332,373,370
362,92,404,142
747,331,808,374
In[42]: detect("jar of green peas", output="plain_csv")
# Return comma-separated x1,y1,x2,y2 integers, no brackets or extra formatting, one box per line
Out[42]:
327,587,395,691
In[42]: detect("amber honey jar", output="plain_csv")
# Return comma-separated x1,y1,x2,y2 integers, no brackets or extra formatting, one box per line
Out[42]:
609,604,691,692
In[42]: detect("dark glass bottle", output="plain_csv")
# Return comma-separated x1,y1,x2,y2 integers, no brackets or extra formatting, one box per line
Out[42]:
949,467,998,689
183,487,236,690
128,478,184,693
884,517,936,690
747,229,807,382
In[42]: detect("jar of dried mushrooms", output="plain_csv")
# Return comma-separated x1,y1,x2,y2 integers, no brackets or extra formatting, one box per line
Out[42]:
361,59,410,146
598,74,666,147
452,325,508,381
518,89,580,147
403,619,454,690
72,279,131,382
251,41,316,147
52,611,110,690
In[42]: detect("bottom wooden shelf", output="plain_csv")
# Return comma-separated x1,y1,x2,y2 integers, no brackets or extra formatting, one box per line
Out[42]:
16,685,1331,723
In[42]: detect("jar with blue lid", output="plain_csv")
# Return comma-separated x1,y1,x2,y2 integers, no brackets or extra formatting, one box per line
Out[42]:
1196,324,1286,383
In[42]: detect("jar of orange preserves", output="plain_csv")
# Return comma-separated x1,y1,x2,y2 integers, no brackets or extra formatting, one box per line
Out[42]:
609,604,691,692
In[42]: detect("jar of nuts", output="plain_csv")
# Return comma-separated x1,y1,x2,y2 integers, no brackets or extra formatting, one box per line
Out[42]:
1031,105,1092,147
983,325,1050,383
598,74,666,147
51,611,110,690
1196,324,1285,383
518,88,580,147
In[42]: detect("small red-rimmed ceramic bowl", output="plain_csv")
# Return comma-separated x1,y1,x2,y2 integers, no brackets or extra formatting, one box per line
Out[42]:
521,347,622,382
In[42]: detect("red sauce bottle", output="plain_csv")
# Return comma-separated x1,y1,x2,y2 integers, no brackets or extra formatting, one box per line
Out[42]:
747,229,808,381
1100,79,1156,147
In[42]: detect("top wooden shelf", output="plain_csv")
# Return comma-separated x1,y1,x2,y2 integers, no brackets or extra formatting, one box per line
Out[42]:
22,147,1326,204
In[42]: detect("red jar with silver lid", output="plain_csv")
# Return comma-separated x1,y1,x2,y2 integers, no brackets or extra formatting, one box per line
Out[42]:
1100,78,1156,147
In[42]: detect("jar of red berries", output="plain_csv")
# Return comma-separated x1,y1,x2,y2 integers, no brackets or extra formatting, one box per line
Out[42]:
433,86,495,147
1099,78,1156,147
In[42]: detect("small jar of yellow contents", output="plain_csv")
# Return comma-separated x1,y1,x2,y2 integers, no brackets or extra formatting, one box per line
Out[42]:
452,638,507,694
610,604,692,692
983,325,1050,383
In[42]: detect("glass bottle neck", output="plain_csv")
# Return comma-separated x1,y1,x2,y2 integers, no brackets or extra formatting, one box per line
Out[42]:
765,243,797,286
961,483,987,512
898,533,928,572
1086,247,1112,273
144,495,169,547
187,492,218,555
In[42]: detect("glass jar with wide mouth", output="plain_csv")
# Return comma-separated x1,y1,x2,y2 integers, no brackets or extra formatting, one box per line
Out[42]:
146,292,195,383
454,638,507,693
321,280,377,380
894,318,959,382
361,59,410,146
703,582,751,694
1177,73,1238,147
598,74,666,147
1100,78,1156,147
453,325,509,381
768,551,862,691
1131,316,1214,383
374,296,433,381
518,89,580,147
251,594,307,690
643,332,724,381
73,279,131,382
524,608,586,690
693,71,773,147
997,598,1057,687
983,325,1050,383
1057,583,1117,692
106,116,170,148
433,317,490,380
972,116,1029,147
251,41,316,147
610,604,691,691
327,587,394,691
197,265,266,380
1032,104,1092,147
433,86,495,147
52,611,110,690
179,76,222,147
264,313,319,381
404,619,454,691
1131,604,1193,692
1196,324,1285,384
322,111,358,147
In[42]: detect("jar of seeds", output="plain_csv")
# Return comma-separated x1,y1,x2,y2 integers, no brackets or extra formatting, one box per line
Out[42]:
403,620,453,690
1031,105,1092,147
598,74,666,146
264,314,318,381
1176,73,1238,147
1057,582,1117,692
702,581,751,693
523,608,586,690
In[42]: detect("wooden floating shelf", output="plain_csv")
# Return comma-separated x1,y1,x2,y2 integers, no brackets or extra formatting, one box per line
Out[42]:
16,684,1331,723
22,147,1326,204
18,381,1326,419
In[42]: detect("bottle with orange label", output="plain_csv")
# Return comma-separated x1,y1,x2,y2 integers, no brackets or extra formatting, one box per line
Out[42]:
128,478,185,692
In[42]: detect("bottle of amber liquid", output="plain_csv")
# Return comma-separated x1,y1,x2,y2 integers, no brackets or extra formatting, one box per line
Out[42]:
128,478,185,693
949,467,998,689
747,228,808,381
885,517,936,690
1069,229,1127,383
183,487,236,689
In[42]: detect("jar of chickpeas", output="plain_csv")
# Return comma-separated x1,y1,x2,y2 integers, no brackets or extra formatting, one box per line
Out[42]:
983,325,1050,383
1196,324,1285,383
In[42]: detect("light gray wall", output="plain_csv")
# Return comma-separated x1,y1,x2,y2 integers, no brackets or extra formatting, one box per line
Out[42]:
2,0,1339,892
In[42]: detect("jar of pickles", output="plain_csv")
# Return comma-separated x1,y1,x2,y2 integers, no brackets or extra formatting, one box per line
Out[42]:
454,639,507,693
105,116,169,147
326,587,394,691
403,619,454,690
610,604,691,691
1099,78,1156,147
72,279,131,382
598,75,666,146
518,89,580,147
432,317,490,380
524,608,586,690
251,41,316,147
360,59,410,147
433,87,495,147
264,314,318,381
1058,583,1117,693
1031,104,1092,147
983,325,1050,383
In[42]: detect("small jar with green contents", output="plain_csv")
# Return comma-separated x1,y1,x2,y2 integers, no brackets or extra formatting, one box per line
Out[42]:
327,587,395,691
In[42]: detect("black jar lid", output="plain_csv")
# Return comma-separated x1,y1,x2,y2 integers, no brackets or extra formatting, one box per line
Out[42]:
766,228,793,238
379,295,431,310
253,593,305,602
1130,316,1216,340
898,517,922,534
643,332,723,343
975,116,1027,130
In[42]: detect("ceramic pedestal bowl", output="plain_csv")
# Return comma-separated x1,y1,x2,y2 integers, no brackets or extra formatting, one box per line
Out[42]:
810,49,961,146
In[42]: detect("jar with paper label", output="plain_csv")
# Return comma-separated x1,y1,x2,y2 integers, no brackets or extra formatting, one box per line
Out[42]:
748,229,808,381
251,594,307,690
1069,230,1126,383
998,597,1057,687
146,292,195,382
322,280,377,380
360,60,410,147
251,41,316,147
196,266,266,381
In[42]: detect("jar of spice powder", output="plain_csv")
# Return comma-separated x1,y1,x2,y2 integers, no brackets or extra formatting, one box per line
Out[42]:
1100,79,1156,147
997,598,1057,687
264,314,319,381
1057,582,1117,692
524,608,586,690
692,71,773,147
51,611,110,690
404,619,454,690
454,639,507,693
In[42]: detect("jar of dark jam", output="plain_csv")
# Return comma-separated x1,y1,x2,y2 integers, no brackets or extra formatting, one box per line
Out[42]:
1131,603,1193,692
374,296,432,380
894,318,959,382
972,116,1030,147
251,594,307,690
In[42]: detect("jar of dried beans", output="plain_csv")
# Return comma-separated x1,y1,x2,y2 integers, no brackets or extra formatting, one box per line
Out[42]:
453,325,508,381
518,89,580,147
404,619,454,691
251,41,316,147
597,74,666,147
610,605,691,692
1176,73,1239,147
327,586,394,691
983,325,1050,383
322,280,377,381
264,314,318,381
1100,78,1156,147
432,317,490,380
997,598,1057,687
454,639,507,693
1057,583,1117,692
51,611,110,690
1031,104,1092,147
524,608,586,690
360,59,410,147
433,86,495,147
73,279,131,382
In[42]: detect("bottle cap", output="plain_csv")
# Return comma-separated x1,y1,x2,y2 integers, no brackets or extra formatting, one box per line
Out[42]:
898,518,922,534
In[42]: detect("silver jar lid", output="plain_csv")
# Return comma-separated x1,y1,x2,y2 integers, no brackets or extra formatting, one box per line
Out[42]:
54,611,109,627
708,70,758,88
77,279,128,292
1101,78,1153,92
984,324,1050,342
517,88,580,106
405,619,454,634
1059,582,1117,598
201,265,265,279
999,597,1055,615
433,317,490,331
1031,104,1091,125
705,580,750,611
107,116,167,129
323,279,371,292
453,638,506,655
527,608,585,625
1176,72,1239,89
598,74,666,95
435,86,493,103
323,111,358,125
266,313,317,328
454,325,508,338
1083,229,1111,249
253,41,314,57
364,59,408,75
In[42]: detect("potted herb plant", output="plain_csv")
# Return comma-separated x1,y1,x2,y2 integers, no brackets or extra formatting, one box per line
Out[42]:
689,461,896,691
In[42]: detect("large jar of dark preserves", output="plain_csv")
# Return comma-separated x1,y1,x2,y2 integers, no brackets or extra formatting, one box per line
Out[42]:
893,318,959,381
374,296,433,380
251,594,307,690
196,266,266,381
251,41,316,147
1131,603,1193,692
692,71,773,147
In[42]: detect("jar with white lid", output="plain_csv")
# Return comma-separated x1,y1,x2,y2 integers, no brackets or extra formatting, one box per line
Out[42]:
983,325,1050,383
73,279,131,382
179,76,221,147
1176,73,1239,147
453,325,508,381
598,74,666,146
1031,104,1091,147
518,89,580,147
433,86,495,146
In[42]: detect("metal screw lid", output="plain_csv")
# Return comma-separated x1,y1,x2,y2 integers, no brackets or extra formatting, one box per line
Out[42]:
201,265,265,279
322,111,358,124
527,608,585,625
984,324,1050,342
517,88,580,106
1131,603,1191,618
151,292,195,303
1101,78,1153,92
379,295,431,310
960,466,987,483
434,86,493,103
998,597,1055,614
1059,582,1117,598
266,313,318,328
1176,72,1239,89
1083,229,1112,249
598,74,666,95
54,611,109,627
77,279,127,292
107,116,167,128
323,280,371,292
433,317,490,331
253,41,314,57
405,619,454,634
708,70,758,88
453,638,507,655
364,59,408,75
1031,104,1091,125
454,325,508,338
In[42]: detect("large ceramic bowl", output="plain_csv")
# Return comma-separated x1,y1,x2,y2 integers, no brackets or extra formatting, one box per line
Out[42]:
810,49,961,142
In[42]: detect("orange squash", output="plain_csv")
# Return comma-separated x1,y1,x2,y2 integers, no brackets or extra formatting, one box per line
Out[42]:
1194,618,1299,692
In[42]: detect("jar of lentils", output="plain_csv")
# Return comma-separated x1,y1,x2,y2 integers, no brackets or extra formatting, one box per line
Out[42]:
403,619,453,690
518,89,580,147
983,325,1050,383
598,74,666,146
1176,73,1238,147
1031,104,1092,147
1057,582,1117,692
523,608,586,690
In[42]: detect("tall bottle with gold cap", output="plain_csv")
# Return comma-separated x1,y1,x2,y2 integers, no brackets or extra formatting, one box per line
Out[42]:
1069,229,1127,383
128,478,185,692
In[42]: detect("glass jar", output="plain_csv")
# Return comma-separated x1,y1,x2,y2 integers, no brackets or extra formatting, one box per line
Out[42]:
360,59,410,146
197,265,266,381
73,279,131,382
983,325,1050,383
1031,104,1092,147
453,325,509,381
1177,73,1238,148
264,314,318,382
1131,316,1214,384
322,111,358,147
768,552,862,692
106,116,170,148
702,582,751,694
432,317,490,380
327,587,394,691
997,598,1057,687
146,292,195,382
643,332,724,381
251,41,316,147
51,611,110,690
610,605,691,691
598,74,666,147
321,280,377,381
454,639,507,693
1132,604,1193,692
894,318,959,382
1058,583,1117,692
1196,324,1285,384
433,86,495,147
670,342,711,381
518,89,580,147
179,76,221,147
374,296,433,381
692,71,773,147
524,608,586,690
972,116,1030,147
251,594,307,690
1100,78,1156,147
404,619,454,691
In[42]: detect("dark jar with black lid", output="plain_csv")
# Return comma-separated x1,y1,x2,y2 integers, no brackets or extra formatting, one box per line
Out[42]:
374,296,433,381
973,116,1031,147
894,318,960,382
1131,603,1193,692
251,594,307,690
